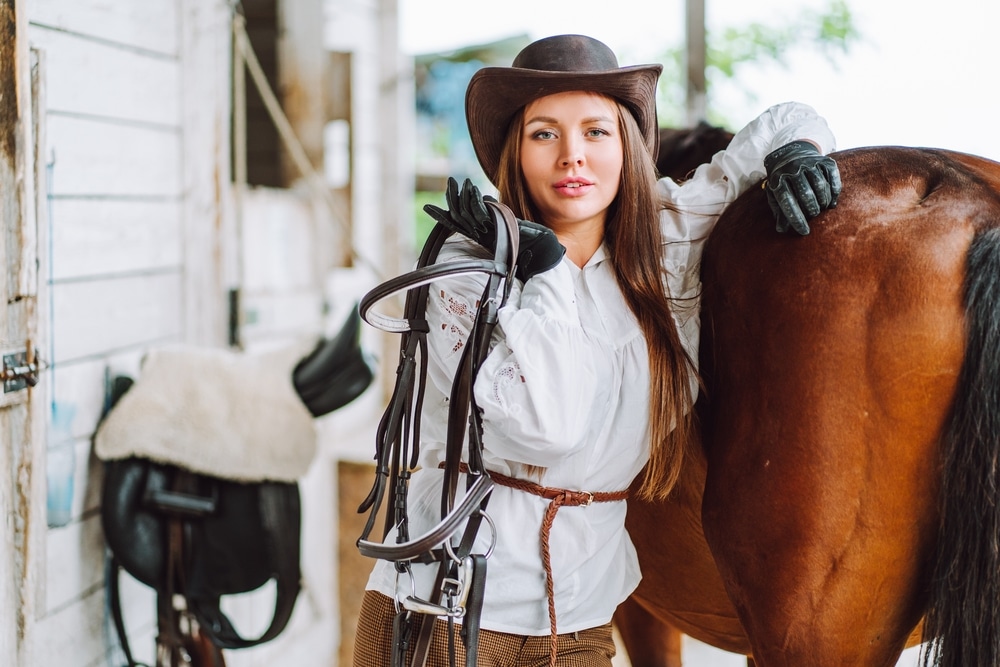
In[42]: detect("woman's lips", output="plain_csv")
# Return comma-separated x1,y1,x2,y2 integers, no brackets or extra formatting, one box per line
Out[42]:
554,178,594,196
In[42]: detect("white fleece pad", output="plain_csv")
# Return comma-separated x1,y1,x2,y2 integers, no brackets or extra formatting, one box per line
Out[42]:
95,341,317,482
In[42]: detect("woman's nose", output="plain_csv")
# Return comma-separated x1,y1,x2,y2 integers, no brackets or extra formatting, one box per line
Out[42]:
560,139,584,167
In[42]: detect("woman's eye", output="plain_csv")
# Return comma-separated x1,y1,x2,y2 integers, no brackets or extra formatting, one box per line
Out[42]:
533,130,556,140
587,128,610,138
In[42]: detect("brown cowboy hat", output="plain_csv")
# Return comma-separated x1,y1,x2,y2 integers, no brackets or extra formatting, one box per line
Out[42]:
465,34,663,184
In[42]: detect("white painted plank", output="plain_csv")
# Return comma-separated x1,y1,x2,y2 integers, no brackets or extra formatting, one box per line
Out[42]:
106,572,158,665
44,513,105,614
27,0,179,56
46,352,145,444
44,436,98,529
35,574,157,667
50,273,183,363
49,199,182,281
240,289,324,343
46,114,181,197
28,26,180,126
34,585,108,666
242,189,320,291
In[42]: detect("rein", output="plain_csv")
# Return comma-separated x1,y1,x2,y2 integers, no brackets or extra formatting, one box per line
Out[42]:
358,201,520,667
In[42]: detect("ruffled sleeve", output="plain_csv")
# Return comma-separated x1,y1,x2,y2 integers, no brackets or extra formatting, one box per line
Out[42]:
424,237,614,469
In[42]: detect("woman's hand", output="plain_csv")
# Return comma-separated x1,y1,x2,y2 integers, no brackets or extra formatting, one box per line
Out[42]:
423,177,565,281
763,141,842,235
424,176,497,248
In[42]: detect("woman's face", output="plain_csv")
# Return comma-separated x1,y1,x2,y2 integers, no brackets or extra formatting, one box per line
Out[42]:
519,91,623,236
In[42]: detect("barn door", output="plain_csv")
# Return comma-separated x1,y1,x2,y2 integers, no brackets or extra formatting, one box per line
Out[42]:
0,2,48,665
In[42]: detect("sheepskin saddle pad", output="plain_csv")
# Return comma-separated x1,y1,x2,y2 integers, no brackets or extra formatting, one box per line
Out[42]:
95,341,317,483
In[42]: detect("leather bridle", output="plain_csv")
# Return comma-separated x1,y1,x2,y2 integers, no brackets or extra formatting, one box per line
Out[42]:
358,201,520,667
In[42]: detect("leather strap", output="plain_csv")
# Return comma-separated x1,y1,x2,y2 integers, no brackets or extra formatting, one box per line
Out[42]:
357,475,493,561
108,555,148,667
155,518,187,667
356,202,517,557
460,555,487,667
407,569,441,667
360,259,509,334
390,609,415,667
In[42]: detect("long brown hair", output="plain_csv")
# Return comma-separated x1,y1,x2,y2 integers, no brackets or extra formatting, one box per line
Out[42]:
494,98,696,500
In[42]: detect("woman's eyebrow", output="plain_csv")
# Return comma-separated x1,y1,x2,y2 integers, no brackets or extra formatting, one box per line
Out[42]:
525,115,559,125
525,114,615,125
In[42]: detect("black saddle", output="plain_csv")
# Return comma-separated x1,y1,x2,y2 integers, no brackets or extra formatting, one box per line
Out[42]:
101,305,376,665
293,304,376,416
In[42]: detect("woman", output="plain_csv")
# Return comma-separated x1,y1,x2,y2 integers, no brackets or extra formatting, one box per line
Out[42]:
355,34,840,666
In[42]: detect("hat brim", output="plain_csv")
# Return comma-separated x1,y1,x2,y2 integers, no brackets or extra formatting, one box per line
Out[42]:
465,64,662,185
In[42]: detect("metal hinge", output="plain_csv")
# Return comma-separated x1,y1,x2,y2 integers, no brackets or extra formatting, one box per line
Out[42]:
2,348,42,393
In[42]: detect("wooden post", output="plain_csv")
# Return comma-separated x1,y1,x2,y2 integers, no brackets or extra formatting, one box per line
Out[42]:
0,1,45,665
278,0,325,184
180,0,233,347
685,0,706,125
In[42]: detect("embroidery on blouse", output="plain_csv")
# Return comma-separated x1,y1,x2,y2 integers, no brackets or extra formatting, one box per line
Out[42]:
491,360,525,406
436,288,480,355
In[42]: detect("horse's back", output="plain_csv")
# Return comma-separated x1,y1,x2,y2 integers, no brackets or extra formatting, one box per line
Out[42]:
700,146,1000,459
699,147,992,474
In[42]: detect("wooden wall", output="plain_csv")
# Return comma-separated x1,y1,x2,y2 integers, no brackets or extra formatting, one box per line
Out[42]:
28,3,188,663
16,0,410,664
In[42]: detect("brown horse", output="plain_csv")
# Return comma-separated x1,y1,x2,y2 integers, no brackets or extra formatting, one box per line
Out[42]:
616,146,1000,666
655,122,734,181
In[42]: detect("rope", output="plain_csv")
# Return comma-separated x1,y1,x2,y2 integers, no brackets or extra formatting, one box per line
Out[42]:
230,12,384,281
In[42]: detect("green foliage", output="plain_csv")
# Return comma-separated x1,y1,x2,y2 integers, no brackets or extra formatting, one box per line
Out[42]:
414,191,444,249
656,0,860,127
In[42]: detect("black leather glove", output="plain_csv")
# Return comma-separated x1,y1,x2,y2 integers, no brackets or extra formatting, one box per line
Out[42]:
764,140,842,235
423,177,566,282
